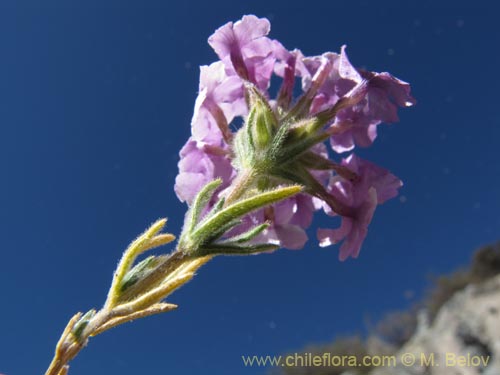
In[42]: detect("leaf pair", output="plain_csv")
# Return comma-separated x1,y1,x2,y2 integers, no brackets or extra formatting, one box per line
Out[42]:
178,178,303,256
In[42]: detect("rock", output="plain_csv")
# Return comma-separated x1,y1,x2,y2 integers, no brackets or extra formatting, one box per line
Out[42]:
369,274,500,375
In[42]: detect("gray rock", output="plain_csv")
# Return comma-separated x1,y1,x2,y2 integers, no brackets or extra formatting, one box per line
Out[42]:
367,275,500,375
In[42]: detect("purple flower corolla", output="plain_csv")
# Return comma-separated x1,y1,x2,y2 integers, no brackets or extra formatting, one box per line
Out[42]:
176,15,275,206
176,62,243,205
295,47,415,153
296,47,362,115
329,71,416,152
174,139,234,205
208,15,275,90
175,15,413,257
191,61,246,144
264,195,313,250
317,155,402,260
240,194,316,250
271,41,300,109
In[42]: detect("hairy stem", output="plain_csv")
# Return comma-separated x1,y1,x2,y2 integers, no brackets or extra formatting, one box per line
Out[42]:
223,169,257,206
45,174,300,375
44,248,204,375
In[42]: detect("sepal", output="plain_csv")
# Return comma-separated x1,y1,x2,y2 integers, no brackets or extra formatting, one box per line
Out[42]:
245,83,277,150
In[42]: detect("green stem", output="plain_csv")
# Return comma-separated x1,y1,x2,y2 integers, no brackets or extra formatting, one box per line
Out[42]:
223,169,257,206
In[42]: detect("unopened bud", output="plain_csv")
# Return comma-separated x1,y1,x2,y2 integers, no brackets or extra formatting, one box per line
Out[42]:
245,83,277,150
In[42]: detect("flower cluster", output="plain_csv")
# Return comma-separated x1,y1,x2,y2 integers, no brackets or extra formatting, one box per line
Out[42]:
175,15,415,260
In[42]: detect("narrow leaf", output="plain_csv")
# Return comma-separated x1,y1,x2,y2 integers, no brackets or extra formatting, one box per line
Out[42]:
218,222,270,244
107,218,169,307
191,185,302,248
71,309,96,341
113,256,213,314
200,243,280,256
185,178,223,235
211,197,226,214
120,255,169,293
142,233,176,252
204,219,242,244
92,303,178,336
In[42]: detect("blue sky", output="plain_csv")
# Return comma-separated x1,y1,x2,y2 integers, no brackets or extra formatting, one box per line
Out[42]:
0,1,499,374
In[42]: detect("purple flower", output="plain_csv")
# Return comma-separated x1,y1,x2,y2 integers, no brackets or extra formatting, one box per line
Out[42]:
318,188,378,261
297,46,362,115
175,63,244,205
192,61,246,144
174,139,234,205
245,194,315,250
176,15,413,257
317,154,402,260
329,71,416,153
176,15,277,207
272,41,300,109
208,15,275,90
295,46,415,153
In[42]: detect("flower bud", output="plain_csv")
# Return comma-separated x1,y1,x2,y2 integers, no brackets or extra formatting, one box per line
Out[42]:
245,83,277,151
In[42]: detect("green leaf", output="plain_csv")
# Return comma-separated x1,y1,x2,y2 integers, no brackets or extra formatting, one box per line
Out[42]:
120,255,168,292
72,309,96,341
190,185,302,251
201,197,225,222
184,178,222,236
200,243,280,256
218,222,270,244
204,219,242,244
212,197,225,212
